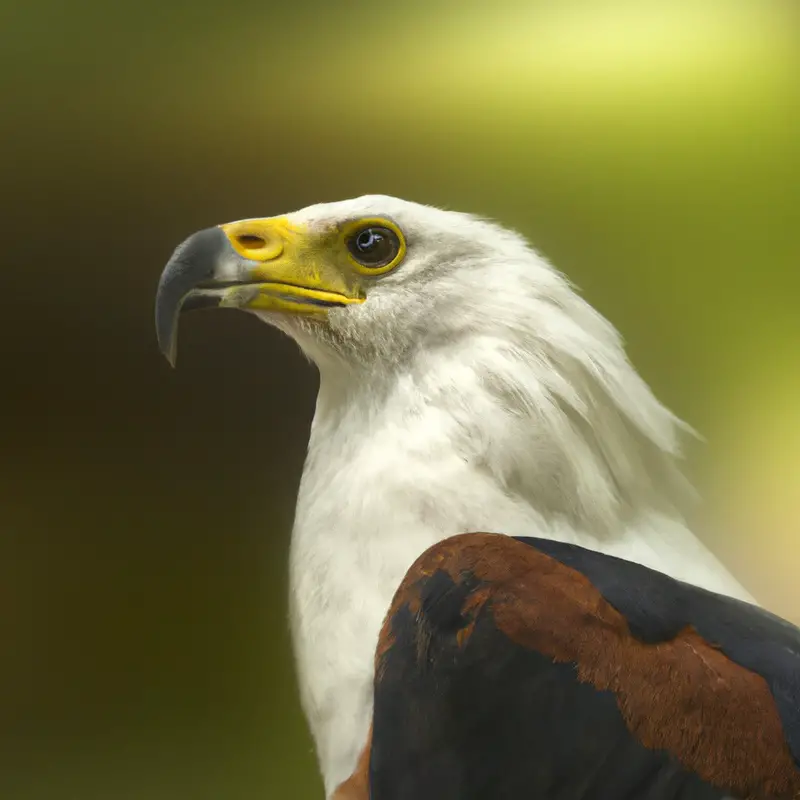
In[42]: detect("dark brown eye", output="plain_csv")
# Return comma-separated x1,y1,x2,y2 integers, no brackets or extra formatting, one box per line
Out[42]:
346,226,401,269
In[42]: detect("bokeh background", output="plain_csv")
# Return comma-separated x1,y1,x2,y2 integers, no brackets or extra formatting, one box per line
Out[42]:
1,0,798,796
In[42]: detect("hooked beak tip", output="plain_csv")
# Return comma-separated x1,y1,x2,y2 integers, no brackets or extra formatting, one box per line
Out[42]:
157,322,178,368
154,226,231,368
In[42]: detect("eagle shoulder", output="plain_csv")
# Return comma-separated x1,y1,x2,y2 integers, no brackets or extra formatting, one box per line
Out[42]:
370,532,800,800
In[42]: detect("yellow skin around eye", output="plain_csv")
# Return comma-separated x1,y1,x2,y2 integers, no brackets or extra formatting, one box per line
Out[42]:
339,217,407,276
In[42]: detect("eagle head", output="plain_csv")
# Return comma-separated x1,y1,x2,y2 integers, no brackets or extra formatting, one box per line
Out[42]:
157,195,580,370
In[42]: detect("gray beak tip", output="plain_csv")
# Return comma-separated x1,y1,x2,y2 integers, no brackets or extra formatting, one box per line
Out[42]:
164,345,177,369
155,226,232,369
155,301,180,367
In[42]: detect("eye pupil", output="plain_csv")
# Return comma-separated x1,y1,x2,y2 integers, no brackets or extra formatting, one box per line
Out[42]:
356,230,382,252
347,225,401,269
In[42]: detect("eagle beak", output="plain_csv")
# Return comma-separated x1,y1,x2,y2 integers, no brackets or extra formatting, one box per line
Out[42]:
155,218,364,366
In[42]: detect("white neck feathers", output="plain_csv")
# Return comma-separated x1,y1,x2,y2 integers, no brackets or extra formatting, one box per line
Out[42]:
287,324,750,795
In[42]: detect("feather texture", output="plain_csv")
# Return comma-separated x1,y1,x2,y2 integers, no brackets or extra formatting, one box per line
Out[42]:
233,196,748,793
370,533,800,799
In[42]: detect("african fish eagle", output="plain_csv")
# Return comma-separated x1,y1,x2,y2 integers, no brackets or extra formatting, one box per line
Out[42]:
155,196,800,800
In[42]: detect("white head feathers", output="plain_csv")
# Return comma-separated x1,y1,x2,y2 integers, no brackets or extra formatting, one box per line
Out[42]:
261,194,694,537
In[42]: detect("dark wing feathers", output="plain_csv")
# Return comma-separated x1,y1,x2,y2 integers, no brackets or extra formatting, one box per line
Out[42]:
525,536,800,764
370,533,800,800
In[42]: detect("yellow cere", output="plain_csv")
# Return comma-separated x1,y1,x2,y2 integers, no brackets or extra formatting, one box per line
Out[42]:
220,217,304,262
217,216,366,311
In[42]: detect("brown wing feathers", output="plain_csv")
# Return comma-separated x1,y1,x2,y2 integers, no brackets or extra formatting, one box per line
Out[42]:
371,533,800,800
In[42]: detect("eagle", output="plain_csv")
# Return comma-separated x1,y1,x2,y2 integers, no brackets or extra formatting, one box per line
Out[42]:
155,196,800,800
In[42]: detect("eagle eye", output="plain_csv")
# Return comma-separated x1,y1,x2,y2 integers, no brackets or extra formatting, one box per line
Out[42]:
345,221,405,274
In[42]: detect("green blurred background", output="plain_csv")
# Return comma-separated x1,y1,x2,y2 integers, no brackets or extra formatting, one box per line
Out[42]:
0,0,798,796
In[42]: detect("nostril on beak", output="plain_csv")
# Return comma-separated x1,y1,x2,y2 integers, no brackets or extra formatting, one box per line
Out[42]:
235,234,268,250
221,223,284,261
